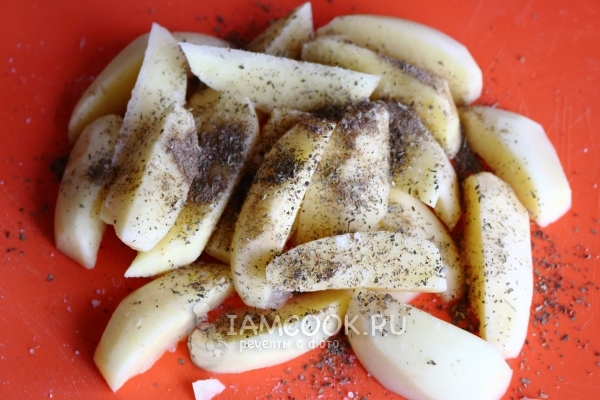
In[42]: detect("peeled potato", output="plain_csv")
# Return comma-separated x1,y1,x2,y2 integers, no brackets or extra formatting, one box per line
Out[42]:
94,263,233,392
347,290,512,400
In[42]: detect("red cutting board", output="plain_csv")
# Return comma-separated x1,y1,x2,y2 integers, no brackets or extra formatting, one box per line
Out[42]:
0,0,598,399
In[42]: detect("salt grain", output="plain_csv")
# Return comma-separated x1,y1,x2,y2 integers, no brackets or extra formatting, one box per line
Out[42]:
91,299,101,308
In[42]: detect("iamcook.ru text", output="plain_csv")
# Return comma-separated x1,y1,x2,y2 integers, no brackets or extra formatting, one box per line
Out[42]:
226,313,407,338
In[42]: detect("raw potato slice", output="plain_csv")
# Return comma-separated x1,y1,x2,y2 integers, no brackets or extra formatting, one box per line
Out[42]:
55,115,121,268
180,43,381,112
460,106,571,227
387,102,460,229
68,31,228,143
346,290,512,400
231,117,334,309
94,263,233,392
188,290,351,373
108,23,187,166
204,108,311,264
125,91,259,277
266,231,446,293
380,188,464,302
102,104,199,251
192,379,226,400
246,2,313,59
303,36,460,158
387,102,444,207
317,15,482,105
297,102,390,243
100,23,190,228
462,172,533,358
386,101,460,231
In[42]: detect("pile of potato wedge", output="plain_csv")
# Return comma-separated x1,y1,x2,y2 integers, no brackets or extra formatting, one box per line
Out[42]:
54,2,572,399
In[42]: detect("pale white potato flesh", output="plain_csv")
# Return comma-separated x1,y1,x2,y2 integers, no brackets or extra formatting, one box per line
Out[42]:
317,15,482,105
380,188,464,302
231,117,335,309
386,101,460,231
125,91,259,277
462,172,533,358
192,379,226,400
180,43,381,112
94,263,233,392
68,31,228,143
102,103,199,251
303,35,460,158
55,114,121,269
204,108,312,264
107,24,187,165
347,290,512,400
460,106,571,227
188,290,351,373
246,2,313,59
266,231,446,293
100,23,190,227
297,102,390,243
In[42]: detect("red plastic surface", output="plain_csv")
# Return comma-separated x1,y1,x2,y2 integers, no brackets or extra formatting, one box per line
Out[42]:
0,0,598,399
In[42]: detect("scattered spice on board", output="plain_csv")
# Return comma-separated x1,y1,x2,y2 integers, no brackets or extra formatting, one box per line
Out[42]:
50,154,68,182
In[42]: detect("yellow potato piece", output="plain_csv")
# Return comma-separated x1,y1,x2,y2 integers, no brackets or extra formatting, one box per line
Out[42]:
462,172,533,358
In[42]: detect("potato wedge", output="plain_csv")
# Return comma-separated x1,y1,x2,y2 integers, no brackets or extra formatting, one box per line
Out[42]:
347,290,512,400
462,172,533,358
266,231,446,293
380,188,464,302
317,15,482,104
125,91,259,277
386,101,460,230
188,290,350,373
460,106,571,227
303,36,460,157
68,31,228,143
102,103,199,251
100,23,194,238
55,115,121,268
297,102,390,243
231,117,334,309
94,263,233,392
180,43,380,112
246,2,313,59
205,108,311,264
